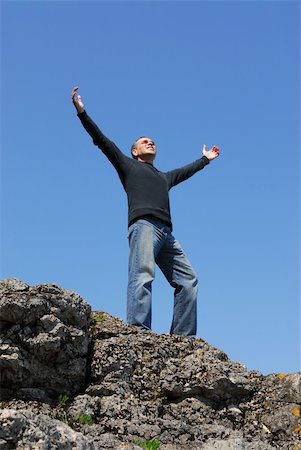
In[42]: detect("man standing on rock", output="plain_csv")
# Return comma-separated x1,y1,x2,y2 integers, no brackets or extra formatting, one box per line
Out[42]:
71,86,220,338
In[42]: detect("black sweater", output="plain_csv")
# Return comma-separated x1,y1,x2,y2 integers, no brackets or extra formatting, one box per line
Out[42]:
78,111,210,229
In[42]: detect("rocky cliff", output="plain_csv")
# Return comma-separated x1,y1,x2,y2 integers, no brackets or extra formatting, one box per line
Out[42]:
0,278,300,450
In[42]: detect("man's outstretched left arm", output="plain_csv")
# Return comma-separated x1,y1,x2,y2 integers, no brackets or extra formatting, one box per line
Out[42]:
166,145,220,189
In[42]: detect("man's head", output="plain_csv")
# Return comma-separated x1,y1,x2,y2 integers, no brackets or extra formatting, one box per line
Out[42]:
131,137,157,163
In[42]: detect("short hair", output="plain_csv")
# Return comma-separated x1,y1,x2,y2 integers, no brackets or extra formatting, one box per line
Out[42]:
131,136,148,159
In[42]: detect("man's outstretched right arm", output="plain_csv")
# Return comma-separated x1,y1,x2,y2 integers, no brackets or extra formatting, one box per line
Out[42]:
71,86,125,165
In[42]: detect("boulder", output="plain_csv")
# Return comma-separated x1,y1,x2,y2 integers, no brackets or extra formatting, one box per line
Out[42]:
0,278,91,401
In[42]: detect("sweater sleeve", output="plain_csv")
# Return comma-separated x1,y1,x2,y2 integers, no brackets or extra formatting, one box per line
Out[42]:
165,156,210,189
77,110,127,167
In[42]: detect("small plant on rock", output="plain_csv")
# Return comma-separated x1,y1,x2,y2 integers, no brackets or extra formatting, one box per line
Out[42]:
51,410,75,429
133,438,161,450
52,394,75,428
58,394,69,407
90,312,106,324
78,414,93,425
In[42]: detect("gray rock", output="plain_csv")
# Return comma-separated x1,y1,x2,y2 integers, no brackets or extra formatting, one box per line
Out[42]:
0,408,95,449
0,278,91,400
1,280,300,450
200,437,276,449
68,394,100,421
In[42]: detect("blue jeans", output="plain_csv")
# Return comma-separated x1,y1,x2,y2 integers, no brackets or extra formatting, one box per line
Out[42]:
127,218,198,337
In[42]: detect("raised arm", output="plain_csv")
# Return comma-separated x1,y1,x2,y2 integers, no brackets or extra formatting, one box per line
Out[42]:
71,86,126,166
166,145,220,189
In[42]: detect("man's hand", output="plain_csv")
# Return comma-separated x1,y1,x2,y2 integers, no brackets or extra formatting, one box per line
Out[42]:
202,144,220,161
71,86,84,114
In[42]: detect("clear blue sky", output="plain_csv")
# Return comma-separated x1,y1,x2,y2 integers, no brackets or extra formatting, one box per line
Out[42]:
1,1,299,376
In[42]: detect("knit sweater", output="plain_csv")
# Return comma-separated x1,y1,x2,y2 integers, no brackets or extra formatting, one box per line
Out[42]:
78,111,210,229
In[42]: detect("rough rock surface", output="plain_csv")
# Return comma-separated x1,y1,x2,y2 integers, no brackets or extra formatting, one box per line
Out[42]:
0,279,300,450
0,278,91,401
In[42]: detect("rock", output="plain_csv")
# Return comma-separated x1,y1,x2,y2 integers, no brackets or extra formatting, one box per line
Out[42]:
200,437,276,449
0,408,95,449
0,278,91,400
68,395,100,421
0,280,300,450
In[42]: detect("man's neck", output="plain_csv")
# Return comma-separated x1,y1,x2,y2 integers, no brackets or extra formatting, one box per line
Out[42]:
137,156,155,165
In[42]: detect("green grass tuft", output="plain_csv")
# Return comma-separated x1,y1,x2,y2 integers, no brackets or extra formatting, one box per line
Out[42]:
78,414,93,425
58,394,69,407
90,312,106,324
133,438,161,450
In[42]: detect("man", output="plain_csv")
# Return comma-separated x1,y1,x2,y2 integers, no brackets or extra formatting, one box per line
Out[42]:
71,86,220,337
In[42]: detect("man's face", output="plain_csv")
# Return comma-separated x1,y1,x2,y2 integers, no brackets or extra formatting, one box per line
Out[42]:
132,137,156,162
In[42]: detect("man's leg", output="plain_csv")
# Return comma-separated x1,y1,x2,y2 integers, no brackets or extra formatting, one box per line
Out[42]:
156,233,198,337
127,219,166,330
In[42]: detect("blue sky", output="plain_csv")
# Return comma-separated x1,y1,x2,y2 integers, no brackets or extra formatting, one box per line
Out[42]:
1,1,299,376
